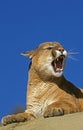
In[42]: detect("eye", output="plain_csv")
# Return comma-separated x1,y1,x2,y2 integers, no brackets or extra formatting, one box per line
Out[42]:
47,47,53,50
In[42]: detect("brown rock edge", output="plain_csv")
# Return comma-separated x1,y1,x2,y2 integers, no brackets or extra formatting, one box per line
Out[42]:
0,112,83,130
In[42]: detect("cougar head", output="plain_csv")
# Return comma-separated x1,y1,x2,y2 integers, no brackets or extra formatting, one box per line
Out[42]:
21,42,67,78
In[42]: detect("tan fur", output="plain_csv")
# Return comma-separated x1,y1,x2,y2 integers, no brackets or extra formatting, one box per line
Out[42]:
2,42,83,125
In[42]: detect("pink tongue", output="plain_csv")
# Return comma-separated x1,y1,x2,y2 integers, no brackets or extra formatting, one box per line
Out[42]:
55,62,62,69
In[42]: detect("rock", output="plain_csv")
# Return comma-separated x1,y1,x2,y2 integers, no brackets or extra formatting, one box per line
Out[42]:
0,112,83,130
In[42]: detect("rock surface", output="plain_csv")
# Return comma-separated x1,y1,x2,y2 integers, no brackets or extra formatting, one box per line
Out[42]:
0,112,83,130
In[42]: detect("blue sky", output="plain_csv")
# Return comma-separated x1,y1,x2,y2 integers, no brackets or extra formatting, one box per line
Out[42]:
0,0,83,120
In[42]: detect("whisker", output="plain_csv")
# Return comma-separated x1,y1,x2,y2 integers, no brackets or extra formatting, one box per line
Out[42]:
67,49,79,61
68,55,79,61
68,52,79,55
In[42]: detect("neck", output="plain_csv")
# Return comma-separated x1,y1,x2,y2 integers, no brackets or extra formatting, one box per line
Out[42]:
28,66,64,86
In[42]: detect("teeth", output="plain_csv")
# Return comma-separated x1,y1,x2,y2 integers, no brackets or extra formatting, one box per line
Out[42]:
56,58,59,61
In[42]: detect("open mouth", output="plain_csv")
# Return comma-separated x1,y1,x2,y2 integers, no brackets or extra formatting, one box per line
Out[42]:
52,55,65,72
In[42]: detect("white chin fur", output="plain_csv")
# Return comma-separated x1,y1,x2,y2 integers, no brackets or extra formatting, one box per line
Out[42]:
47,65,63,77
42,64,63,78
54,71,63,77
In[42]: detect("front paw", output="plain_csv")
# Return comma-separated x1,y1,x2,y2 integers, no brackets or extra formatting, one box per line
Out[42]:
2,115,15,126
43,107,64,118
1,113,35,125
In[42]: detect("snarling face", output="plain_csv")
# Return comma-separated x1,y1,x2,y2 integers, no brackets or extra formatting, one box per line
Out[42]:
22,42,67,78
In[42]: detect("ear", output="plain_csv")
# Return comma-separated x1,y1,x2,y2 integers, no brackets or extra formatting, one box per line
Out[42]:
21,49,36,59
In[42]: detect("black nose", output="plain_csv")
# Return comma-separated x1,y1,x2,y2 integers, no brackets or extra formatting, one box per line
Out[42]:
58,47,64,53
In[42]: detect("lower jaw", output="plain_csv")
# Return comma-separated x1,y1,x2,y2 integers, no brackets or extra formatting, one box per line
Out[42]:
54,71,63,77
56,69,63,72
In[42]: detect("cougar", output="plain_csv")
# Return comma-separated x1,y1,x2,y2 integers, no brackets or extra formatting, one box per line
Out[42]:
2,42,83,125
